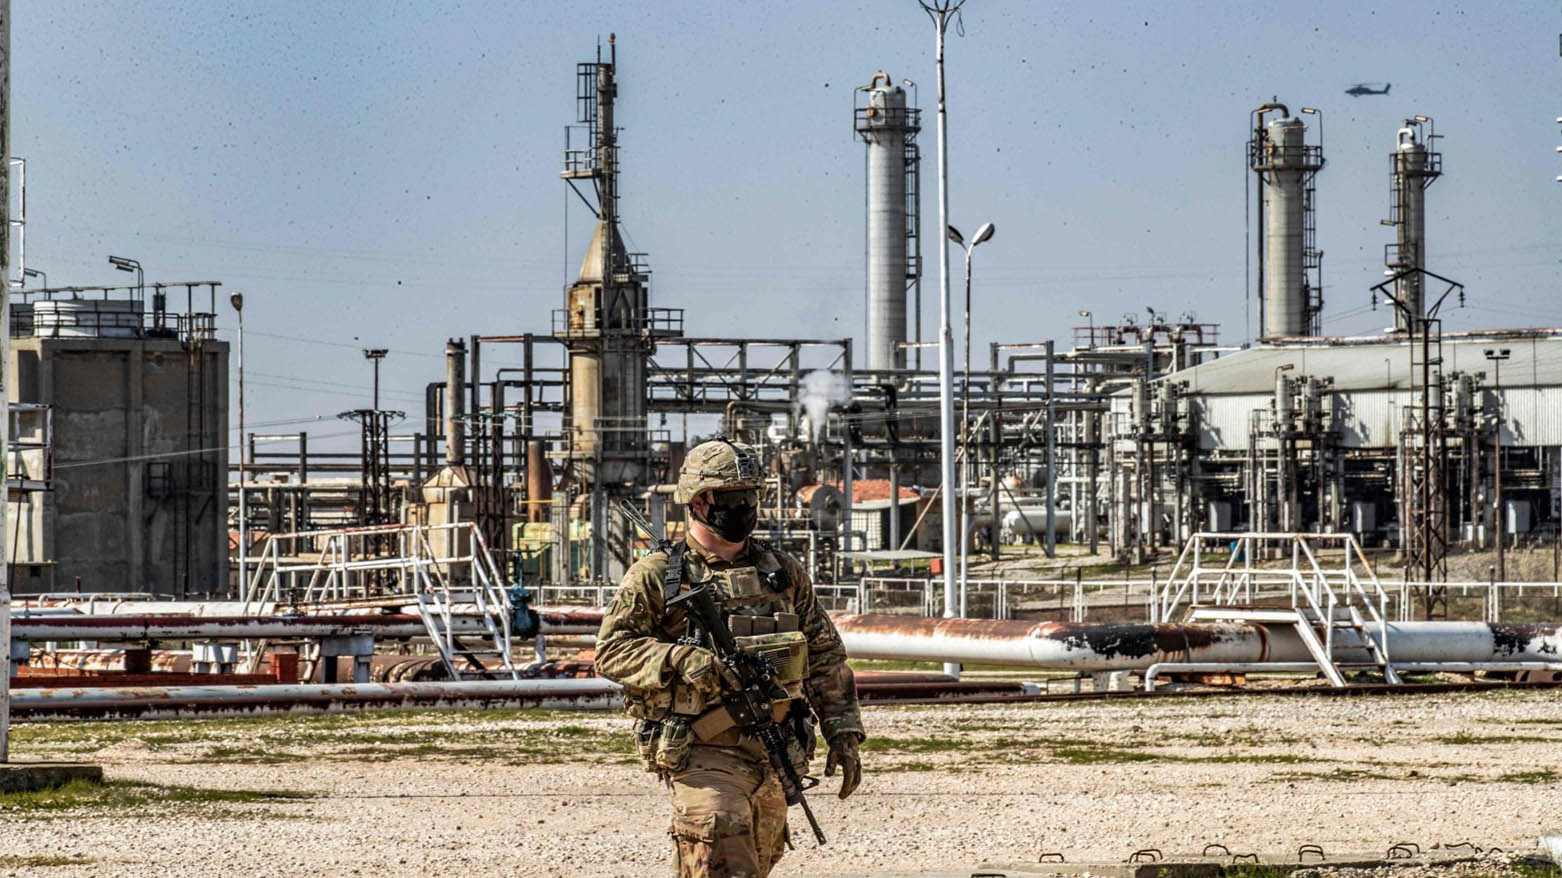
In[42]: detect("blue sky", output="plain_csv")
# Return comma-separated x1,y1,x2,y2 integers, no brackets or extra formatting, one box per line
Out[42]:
12,1,1561,443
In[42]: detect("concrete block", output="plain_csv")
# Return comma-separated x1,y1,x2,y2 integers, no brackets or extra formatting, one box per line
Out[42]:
0,762,104,794
1541,832,1562,867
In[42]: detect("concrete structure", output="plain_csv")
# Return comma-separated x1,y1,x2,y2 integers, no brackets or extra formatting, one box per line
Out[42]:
6,286,228,596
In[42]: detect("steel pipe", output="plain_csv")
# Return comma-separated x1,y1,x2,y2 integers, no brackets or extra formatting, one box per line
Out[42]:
8,608,599,642
1144,661,1562,691
9,679,623,721
833,614,1562,671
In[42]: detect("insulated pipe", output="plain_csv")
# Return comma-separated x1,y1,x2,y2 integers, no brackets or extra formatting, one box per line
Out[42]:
7,679,623,721
832,614,1562,671
9,610,601,642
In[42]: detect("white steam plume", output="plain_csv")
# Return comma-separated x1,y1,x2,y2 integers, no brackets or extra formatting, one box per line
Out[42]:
797,370,849,443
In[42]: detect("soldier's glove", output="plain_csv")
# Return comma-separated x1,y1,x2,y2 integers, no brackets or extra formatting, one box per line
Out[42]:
824,733,863,799
668,645,723,699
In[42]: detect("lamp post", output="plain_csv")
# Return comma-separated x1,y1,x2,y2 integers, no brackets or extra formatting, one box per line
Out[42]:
1485,347,1511,580
950,222,995,617
21,266,42,289
916,0,966,676
1079,309,1094,348
363,348,388,411
231,293,246,599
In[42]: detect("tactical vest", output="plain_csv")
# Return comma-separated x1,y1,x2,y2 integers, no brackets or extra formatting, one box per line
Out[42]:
619,540,808,725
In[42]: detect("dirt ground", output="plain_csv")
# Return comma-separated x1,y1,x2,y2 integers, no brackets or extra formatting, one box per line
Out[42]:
2,689,1560,877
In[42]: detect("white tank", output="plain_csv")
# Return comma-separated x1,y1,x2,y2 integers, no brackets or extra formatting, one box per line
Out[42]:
33,299,142,338
1000,508,1072,542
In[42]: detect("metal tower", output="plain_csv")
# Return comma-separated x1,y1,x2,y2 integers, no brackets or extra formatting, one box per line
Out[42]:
1250,102,1325,339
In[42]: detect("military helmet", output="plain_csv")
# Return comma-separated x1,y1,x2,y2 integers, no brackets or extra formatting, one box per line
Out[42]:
675,439,762,504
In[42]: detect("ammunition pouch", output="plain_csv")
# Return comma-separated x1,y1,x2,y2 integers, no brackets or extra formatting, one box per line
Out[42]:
635,719,661,772
654,716,694,773
621,685,674,721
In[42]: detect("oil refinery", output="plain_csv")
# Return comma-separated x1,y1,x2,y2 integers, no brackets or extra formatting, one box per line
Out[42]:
2,4,1562,876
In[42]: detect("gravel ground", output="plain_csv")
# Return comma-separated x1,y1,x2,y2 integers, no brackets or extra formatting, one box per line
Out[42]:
1,690,1559,877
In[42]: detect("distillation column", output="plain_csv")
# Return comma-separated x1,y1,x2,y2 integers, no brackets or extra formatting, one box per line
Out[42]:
1386,120,1441,330
1250,104,1324,338
855,73,921,371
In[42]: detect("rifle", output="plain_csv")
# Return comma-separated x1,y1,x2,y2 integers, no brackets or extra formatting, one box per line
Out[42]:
669,583,827,846
619,500,828,845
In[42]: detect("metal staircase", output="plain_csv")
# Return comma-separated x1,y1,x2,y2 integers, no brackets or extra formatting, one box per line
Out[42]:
408,525,519,681
1157,532,1400,686
240,521,521,681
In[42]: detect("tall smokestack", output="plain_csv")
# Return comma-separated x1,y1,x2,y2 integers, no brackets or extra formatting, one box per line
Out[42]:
856,72,921,371
444,339,465,466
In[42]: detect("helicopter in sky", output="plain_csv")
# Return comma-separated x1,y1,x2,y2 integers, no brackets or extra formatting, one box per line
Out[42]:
1345,82,1391,97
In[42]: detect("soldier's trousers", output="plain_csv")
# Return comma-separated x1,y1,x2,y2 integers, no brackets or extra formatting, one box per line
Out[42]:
666,745,788,878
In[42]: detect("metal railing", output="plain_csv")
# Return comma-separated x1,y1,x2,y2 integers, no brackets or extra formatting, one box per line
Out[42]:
241,521,509,611
550,306,683,338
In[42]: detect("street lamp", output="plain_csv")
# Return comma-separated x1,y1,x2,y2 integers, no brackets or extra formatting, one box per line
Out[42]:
917,0,967,676
1485,347,1512,580
21,267,44,290
950,221,995,618
1078,309,1094,348
107,255,141,295
363,348,389,411
108,255,157,329
230,293,248,598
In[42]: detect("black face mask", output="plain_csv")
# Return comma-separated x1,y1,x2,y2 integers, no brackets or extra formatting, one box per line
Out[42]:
699,491,758,543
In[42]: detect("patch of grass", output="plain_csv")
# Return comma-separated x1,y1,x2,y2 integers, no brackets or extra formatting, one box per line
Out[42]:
860,736,970,755
1495,769,1559,784
873,760,940,772
0,855,94,868
1223,866,1302,878
1434,732,1554,745
0,779,314,818
16,708,636,766
1270,767,1405,782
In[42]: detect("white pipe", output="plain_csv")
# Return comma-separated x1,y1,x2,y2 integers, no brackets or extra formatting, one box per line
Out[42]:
833,615,1562,672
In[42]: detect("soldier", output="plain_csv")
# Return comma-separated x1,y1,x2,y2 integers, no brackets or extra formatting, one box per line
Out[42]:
596,438,865,877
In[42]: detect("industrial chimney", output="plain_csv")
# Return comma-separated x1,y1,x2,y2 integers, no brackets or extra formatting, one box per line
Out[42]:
855,72,922,371
1250,102,1325,339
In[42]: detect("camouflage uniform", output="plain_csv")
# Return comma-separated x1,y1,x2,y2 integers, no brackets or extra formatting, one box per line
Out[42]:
597,534,864,877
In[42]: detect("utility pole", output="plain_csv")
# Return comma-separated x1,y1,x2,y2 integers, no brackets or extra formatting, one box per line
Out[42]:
1485,347,1511,581
1,0,13,764
231,294,246,599
917,0,965,677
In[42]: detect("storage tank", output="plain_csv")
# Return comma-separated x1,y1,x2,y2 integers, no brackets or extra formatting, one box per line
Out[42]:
33,298,142,338
855,72,920,371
